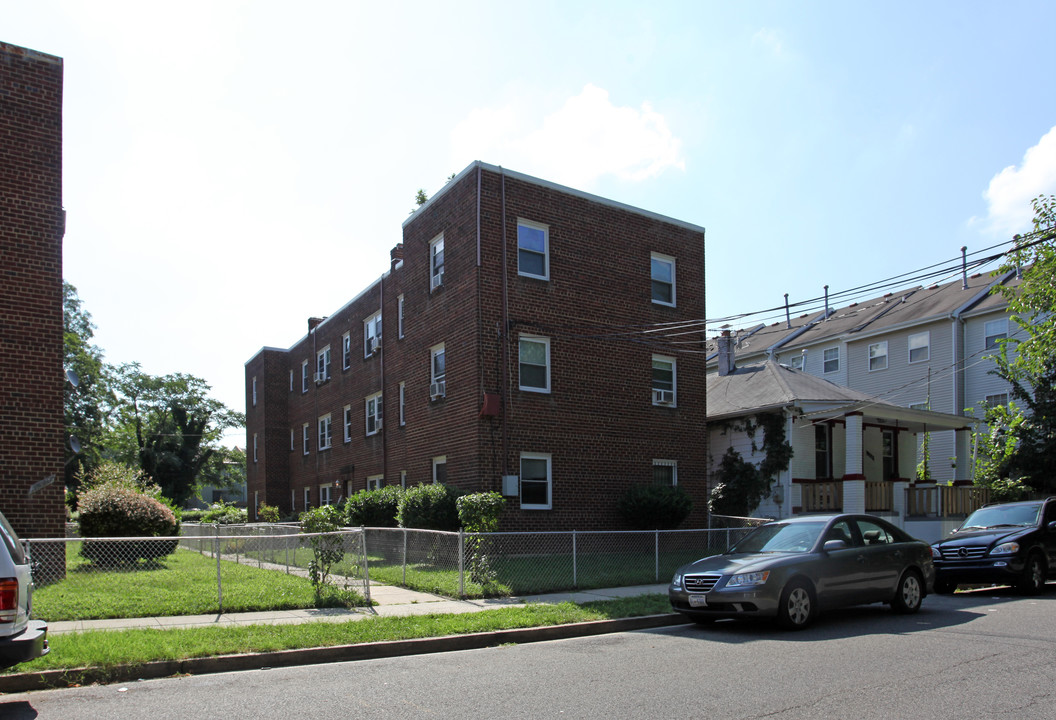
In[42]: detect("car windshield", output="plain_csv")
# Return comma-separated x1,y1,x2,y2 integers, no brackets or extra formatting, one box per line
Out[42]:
729,521,827,554
960,503,1041,531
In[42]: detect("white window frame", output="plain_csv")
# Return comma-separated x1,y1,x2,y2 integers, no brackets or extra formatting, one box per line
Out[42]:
984,393,1009,407
290,428,295,452
343,404,353,443
252,377,257,406
302,423,310,455
398,294,405,339
319,484,332,507
984,318,1007,350
289,369,294,392
790,353,804,371
318,413,332,450
399,382,406,426
869,341,889,372
823,347,840,374
908,331,930,364
301,360,309,393
342,331,352,369
430,233,445,290
252,433,258,463
652,355,676,406
430,343,446,399
304,487,311,510
519,452,552,510
653,459,678,486
517,219,549,280
432,456,447,485
366,392,383,435
367,475,384,491
650,252,676,307
316,345,331,383
519,335,551,393
364,312,382,357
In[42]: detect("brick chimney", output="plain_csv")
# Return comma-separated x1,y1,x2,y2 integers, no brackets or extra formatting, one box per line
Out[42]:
391,243,405,270
717,330,736,377
308,317,325,332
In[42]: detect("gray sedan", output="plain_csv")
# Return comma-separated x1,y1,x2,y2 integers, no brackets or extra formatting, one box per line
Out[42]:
669,514,935,629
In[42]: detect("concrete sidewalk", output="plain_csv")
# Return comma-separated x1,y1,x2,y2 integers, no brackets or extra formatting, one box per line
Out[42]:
46,582,672,635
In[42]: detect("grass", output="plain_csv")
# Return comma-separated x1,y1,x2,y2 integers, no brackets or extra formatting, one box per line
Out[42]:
5,595,673,678
32,545,369,621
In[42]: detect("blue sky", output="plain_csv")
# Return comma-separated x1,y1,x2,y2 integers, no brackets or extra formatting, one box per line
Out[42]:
6,1,1056,444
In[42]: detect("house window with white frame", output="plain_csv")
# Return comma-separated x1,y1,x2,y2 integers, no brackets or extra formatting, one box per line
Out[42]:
823,347,839,373
432,456,447,484
519,335,550,393
302,423,310,455
253,433,258,463
398,295,405,339
343,405,352,443
869,341,888,371
316,345,331,383
653,459,677,486
301,360,309,393
342,332,352,369
430,343,446,399
319,484,332,506
364,312,382,357
517,220,549,280
252,377,257,406
651,253,676,306
984,319,1007,350
652,355,676,406
430,233,445,290
318,413,332,450
304,487,311,509
289,369,294,392
367,475,384,491
520,452,552,509
366,392,383,435
290,428,295,452
399,382,406,425
790,353,805,371
985,393,1009,407
400,470,407,488
908,331,929,363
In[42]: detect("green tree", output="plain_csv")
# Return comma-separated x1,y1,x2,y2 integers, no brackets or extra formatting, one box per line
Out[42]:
62,282,110,493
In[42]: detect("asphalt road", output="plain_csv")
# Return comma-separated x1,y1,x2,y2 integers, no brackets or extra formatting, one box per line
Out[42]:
4,587,1055,719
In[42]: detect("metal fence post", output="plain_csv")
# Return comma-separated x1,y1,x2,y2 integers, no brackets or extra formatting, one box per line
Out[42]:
402,528,407,586
655,530,660,582
458,529,465,598
214,523,223,614
572,530,577,589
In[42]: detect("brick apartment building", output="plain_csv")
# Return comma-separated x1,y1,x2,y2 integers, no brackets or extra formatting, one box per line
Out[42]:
246,162,708,530
0,42,66,546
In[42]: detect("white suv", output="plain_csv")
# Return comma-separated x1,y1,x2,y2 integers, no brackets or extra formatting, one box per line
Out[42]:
0,509,48,669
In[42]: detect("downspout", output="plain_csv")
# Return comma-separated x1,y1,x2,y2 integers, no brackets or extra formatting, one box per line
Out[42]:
380,274,387,489
501,169,510,478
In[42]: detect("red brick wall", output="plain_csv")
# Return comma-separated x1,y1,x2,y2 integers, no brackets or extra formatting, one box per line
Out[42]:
247,163,708,530
0,42,65,540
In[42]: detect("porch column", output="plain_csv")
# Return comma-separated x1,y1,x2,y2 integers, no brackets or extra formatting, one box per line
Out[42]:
843,412,865,513
954,427,972,481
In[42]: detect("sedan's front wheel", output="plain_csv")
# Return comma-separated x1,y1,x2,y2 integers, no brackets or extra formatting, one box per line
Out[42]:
776,578,815,630
891,569,923,614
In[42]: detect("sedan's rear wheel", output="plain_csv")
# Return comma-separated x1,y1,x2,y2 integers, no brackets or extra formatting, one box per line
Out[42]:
776,578,815,630
892,569,923,613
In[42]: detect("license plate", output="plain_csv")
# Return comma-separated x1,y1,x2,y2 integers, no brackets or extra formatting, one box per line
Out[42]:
688,594,708,608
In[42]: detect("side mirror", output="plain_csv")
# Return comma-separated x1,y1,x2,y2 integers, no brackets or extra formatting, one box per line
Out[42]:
823,539,847,552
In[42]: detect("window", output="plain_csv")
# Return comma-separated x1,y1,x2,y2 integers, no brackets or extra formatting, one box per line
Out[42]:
430,233,445,290
289,369,294,392
252,433,258,463
343,405,353,443
302,423,310,455
301,360,309,393
908,332,929,363
815,424,831,478
399,382,406,426
366,392,383,435
519,335,550,393
316,345,331,383
869,341,888,371
318,414,332,450
319,485,332,507
985,393,1009,407
432,456,447,484
651,253,675,306
823,347,839,374
290,428,295,452
398,295,405,339
364,312,382,357
882,430,896,480
857,519,893,546
652,355,676,406
367,475,384,491
342,332,352,369
518,220,549,280
304,487,311,510
984,319,1007,350
430,343,446,399
520,453,552,509
400,470,407,488
653,459,677,486
790,353,804,371
252,377,257,406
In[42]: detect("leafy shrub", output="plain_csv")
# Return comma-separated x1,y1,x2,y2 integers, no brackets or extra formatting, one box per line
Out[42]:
457,492,506,587
300,504,347,600
201,500,247,524
397,483,465,531
258,503,280,523
78,465,181,565
617,483,693,530
345,485,404,527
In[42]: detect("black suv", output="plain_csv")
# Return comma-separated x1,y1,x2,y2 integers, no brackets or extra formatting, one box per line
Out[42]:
930,497,1056,594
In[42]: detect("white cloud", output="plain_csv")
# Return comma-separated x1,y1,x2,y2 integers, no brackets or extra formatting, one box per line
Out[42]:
752,28,785,57
450,84,685,189
980,125,1056,237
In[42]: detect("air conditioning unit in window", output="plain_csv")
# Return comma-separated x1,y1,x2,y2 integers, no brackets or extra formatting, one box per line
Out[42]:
368,337,379,355
375,418,383,431
430,380,446,400
431,269,444,290
653,389,675,405
314,372,328,384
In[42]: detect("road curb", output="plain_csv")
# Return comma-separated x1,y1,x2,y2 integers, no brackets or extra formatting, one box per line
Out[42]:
0,613,688,694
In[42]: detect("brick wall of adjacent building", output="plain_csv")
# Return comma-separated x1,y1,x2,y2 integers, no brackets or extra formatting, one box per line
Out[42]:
0,42,66,546
247,162,707,530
